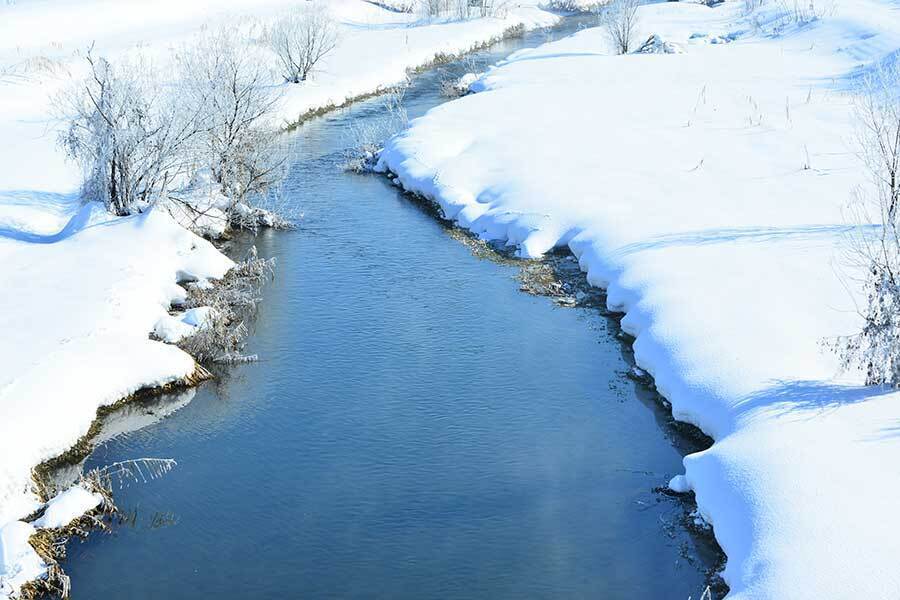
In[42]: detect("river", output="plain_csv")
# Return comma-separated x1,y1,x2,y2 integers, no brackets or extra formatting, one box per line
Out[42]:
59,16,722,599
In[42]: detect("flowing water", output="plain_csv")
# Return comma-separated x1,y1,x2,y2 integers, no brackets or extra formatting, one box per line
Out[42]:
60,17,722,599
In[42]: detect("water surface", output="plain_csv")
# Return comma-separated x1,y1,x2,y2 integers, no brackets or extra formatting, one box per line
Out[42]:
64,19,719,599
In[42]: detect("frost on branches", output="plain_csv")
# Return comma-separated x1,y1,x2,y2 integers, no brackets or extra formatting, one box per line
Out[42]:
837,64,900,386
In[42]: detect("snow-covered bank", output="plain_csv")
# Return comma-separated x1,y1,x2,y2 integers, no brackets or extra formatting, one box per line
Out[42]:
0,201,231,595
0,1,558,596
377,1,900,597
0,484,104,597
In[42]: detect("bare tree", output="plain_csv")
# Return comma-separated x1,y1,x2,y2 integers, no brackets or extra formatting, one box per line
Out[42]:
269,3,339,83
57,33,292,229
476,0,509,17
835,63,900,385
57,48,203,215
416,0,493,19
176,28,289,230
602,0,641,55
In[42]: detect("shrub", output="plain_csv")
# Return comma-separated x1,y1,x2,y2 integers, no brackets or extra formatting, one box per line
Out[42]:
269,3,339,83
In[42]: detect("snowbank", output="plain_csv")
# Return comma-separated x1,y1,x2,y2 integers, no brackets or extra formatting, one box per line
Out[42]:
0,522,43,599
0,485,103,596
31,486,102,530
0,202,233,528
377,1,900,597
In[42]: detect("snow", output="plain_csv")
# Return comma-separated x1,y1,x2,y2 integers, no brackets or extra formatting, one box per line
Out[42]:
32,486,102,530
154,307,218,344
0,522,43,599
668,474,690,494
0,1,560,597
273,3,558,122
377,1,900,597
0,485,103,594
0,202,233,531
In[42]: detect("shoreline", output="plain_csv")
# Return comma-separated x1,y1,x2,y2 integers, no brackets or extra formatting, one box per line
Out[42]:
381,172,729,594
14,367,211,600
283,21,540,130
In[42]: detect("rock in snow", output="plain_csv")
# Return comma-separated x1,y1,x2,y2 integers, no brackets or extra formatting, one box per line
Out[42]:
636,34,685,54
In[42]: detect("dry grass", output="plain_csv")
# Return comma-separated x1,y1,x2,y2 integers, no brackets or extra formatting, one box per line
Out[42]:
178,246,275,364
286,23,529,129
30,366,209,503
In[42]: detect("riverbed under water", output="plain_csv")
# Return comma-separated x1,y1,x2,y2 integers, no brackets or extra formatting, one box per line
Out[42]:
60,18,722,599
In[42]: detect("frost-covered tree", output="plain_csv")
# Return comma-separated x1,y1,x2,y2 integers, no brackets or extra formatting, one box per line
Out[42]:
602,0,641,55
269,3,339,83
57,49,204,216
177,28,288,229
58,36,291,229
836,63,900,385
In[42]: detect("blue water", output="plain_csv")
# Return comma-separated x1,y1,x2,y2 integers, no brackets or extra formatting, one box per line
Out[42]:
62,19,720,599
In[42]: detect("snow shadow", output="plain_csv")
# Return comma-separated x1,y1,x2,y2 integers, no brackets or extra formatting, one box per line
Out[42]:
735,379,894,418
0,190,100,243
612,224,867,257
499,50,606,67
833,45,900,93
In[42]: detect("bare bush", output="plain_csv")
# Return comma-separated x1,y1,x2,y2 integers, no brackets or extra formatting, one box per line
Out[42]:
175,28,290,230
743,0,767,12
475,0,509,18
57,48,204,216
58,33,292,230
777,0,836,24
416,0,456,18
541,0,608,13
602,0,640,55
269,3,339,83
835,63,900,385
345,80,409,172
180,246,275,364
415,0,506,19
744,0,839,25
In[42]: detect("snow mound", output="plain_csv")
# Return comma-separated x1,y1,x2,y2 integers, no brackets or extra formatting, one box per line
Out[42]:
154,306,218,344
456,73,479,94
32,486,103,530
0,522,43,599
668,474,691,494
0,485,103,597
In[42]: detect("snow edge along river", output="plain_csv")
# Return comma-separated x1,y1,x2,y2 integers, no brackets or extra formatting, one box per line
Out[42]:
376,1,900,598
